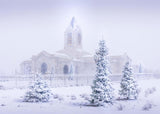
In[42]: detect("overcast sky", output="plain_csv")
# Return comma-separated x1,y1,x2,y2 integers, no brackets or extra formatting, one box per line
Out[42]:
0,0,160,74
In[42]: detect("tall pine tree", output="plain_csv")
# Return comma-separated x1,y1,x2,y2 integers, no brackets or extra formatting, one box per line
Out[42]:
90,40,114,105
119,62,138,100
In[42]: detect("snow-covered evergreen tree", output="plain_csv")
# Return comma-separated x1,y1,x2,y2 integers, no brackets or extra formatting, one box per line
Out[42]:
90,40,114,105
119,62,138,100
24,73,52,102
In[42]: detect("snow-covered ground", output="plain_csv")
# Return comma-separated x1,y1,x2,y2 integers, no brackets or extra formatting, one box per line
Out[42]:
0,78,160,114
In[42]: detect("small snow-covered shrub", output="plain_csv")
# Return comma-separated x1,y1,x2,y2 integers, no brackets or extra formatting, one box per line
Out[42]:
24,74,52,102
71,95,77,100
0,85,4,90
80,94,90,100
17,105,23,107
117,104,125,111
152,87,156,91
84,96,90,101
58,96,64,101
80,93,88,98
53,94,59,99
1,104,6,107
142,102,154,111
145,87,156,97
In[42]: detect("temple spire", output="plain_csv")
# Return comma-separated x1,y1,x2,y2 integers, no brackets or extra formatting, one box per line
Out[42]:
64,17,82,49
70,17,75,28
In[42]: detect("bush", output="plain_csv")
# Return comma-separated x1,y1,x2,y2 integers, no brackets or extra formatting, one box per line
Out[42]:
117,104,125,111
145,87,156,97
142,102,153,111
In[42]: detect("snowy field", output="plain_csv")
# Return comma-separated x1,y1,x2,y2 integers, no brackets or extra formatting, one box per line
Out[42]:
0,78,160,114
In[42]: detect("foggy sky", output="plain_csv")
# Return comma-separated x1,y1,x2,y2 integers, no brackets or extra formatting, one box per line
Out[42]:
0,0,160,74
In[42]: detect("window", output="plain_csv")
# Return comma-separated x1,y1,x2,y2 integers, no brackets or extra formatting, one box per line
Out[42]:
75,66,78,74
41,63,47,74
68,33,72,38
68,38,72,45
51,67,54,74
63,65,69,74
25,65,31,74
78,33,81,45
67,33,72,45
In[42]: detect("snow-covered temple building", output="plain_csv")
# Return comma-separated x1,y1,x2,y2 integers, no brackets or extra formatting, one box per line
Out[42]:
20,17,133,75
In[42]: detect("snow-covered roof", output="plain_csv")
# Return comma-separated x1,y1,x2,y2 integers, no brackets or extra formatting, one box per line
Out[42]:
82,54,93,58
53,52,70,59
31,50,71,60
72,58,81,61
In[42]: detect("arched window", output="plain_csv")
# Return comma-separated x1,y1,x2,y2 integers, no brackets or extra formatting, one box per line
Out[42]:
75,66,78,74
25,65,31,74
51,67,54,74
67,33,72,45
68,33,72,38
78,33,81,45
63,65,69,74
41,63,47,74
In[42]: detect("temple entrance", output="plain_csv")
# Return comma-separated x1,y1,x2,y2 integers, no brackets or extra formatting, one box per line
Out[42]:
41,63,47,74
63,65,69,74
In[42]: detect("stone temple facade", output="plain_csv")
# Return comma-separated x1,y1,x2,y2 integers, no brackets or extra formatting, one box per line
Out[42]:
20,17,132,76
